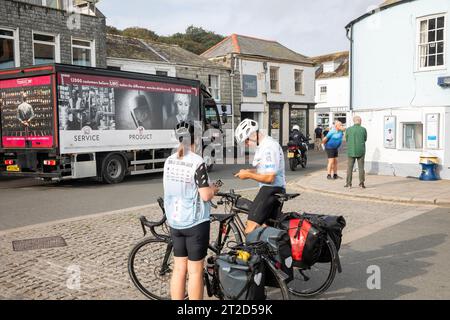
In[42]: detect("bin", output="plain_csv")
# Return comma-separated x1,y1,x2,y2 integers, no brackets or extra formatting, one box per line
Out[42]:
419,155,439,181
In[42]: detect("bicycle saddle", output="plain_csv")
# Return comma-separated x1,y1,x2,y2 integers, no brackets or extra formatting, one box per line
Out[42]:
235,197,253,212
274,193,301,201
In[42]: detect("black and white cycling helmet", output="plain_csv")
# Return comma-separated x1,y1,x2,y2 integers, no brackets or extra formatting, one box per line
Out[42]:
175,120,195,143
235,119,259,144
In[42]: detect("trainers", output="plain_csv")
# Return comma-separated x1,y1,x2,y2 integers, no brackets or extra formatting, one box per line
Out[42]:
359,183,366,189
327,174,333,180
333,174,339,180
344,184,352,188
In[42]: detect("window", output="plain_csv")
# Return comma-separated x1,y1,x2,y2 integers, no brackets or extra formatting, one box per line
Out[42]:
418,15,445,69
294,70,303,94
323,61,335,73
156,70,168,76
403,123,423,149
33,32,59,65
0,28,17,69
72,39,94,67
319,86,327,101
270,67,279,92
208,74,220,100
205,106,220,129
290,108,307,134
20,0,73,10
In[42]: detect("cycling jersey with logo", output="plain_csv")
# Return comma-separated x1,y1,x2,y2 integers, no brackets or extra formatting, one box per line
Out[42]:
252,136,286,188
163,151,210,230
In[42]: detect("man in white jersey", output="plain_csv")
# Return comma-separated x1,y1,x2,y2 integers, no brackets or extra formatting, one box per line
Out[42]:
234,119,286,234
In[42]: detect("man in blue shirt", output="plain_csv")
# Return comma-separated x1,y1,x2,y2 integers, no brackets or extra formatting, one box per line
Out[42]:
322,121,345,180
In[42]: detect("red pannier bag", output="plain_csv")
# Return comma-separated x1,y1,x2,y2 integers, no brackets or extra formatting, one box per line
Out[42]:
288,218,323,268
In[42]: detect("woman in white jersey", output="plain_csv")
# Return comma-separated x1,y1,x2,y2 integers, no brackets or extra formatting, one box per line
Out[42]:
163,121,219,300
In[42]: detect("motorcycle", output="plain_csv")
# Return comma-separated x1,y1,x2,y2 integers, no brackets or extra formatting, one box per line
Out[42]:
287,138,310,171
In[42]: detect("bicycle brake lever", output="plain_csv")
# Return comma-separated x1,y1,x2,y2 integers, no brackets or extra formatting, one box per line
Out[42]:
139,216,147,237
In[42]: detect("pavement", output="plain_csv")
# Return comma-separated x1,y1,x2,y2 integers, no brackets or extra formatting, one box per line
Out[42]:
0,186,440,300
292,170,450,206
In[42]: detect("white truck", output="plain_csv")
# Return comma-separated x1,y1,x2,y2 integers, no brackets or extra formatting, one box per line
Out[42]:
0,64,225,183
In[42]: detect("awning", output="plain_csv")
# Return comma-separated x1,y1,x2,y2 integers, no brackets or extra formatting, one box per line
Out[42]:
241,103,264,112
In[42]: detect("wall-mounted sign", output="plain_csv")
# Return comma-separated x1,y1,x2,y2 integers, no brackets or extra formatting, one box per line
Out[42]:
426,113,440,149
243,75,258,97
384,116,396,149
437,76,450,87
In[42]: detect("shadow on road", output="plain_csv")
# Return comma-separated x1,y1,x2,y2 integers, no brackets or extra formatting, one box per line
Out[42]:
313,233,448,300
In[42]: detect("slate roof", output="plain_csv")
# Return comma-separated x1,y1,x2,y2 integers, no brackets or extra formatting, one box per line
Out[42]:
202,34,314,65
312,51,349,79
107,34,228,69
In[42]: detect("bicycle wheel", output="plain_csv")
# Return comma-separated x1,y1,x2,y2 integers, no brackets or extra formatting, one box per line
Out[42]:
128,237,185,300
264,260,290,300
287,235,338,297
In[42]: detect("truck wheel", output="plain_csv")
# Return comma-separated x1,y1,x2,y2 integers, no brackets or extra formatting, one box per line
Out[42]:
102,154,126,184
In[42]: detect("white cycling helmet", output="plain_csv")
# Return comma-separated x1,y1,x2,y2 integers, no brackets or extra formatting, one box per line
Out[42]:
292,125,300,131
235,119,259,144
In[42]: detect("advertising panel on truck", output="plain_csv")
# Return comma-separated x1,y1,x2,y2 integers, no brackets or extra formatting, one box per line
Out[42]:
0,75,55,149
57,72,200,154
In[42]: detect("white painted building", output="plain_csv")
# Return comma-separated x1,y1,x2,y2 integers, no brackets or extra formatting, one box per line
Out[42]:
346,0,450,179
312,52,350,129
202,34,316,146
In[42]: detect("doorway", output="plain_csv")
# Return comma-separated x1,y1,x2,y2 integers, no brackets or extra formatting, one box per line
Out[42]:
269,104,283,144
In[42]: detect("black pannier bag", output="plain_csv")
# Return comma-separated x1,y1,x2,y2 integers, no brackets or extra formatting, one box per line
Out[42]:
246,226,293,283
298,213,346,263
215,250,266,300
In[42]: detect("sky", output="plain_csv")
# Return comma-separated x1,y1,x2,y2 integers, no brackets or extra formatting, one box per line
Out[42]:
97,0,382,57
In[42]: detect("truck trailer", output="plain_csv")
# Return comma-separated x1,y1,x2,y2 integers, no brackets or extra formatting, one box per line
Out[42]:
0,64,225,183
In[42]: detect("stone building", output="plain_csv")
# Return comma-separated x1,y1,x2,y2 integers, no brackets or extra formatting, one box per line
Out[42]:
0,0,106,69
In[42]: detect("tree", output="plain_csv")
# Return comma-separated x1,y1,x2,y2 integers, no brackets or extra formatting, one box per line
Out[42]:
106,25,224,55
106,25,122,35
122,27,159,41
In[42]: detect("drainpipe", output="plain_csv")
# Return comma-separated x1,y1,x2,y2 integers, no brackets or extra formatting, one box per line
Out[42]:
230,53,236,147
346,25,354,119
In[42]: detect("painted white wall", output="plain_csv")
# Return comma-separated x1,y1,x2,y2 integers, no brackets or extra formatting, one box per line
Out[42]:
266,62,315,104
355,107,449,177
239,58,315,104
315,76,349,109
350,0,450,178
107,58,176,77
352,0,450,110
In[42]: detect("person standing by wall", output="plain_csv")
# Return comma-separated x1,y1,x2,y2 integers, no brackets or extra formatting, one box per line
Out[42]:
314,124,323,151
322,121,345,180
345,116,367,188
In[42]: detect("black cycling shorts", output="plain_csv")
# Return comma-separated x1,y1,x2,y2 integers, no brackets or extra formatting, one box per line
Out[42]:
248,186,285,225
170,221,210,261
326,148,339,159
